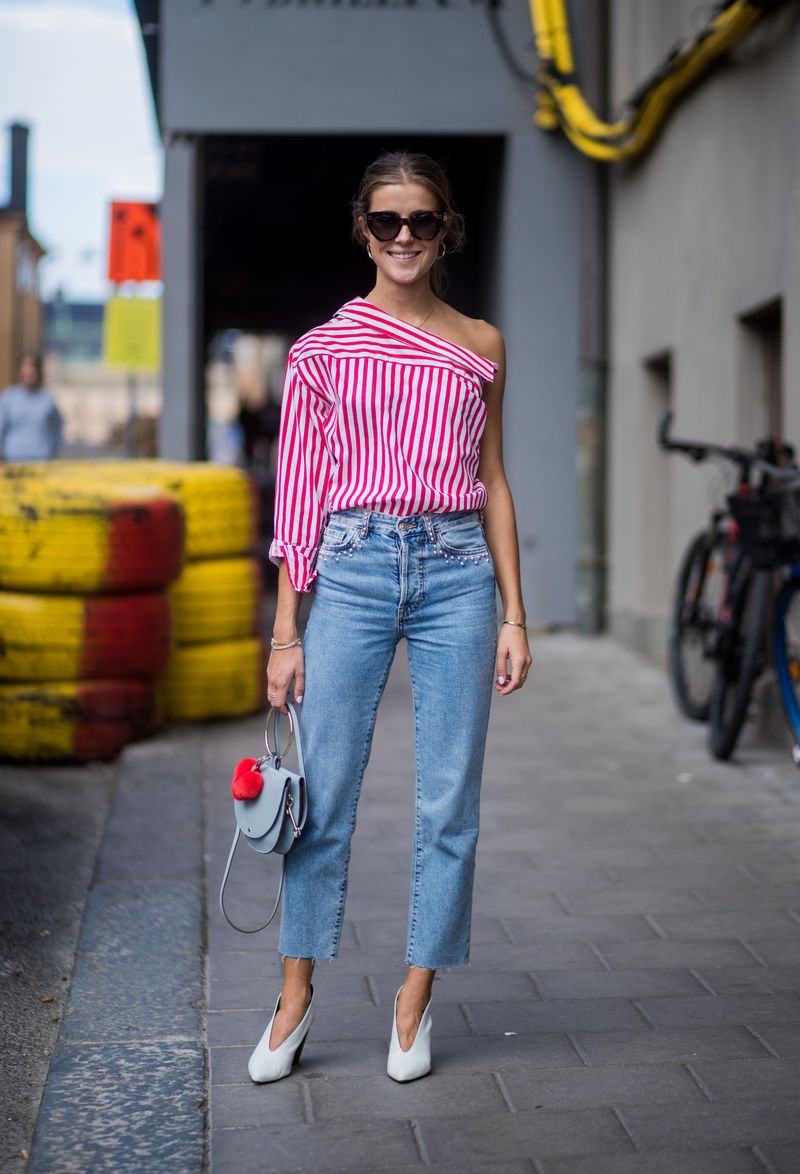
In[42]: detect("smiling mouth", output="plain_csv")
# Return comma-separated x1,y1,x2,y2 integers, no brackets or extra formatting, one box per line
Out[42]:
387,251,421,260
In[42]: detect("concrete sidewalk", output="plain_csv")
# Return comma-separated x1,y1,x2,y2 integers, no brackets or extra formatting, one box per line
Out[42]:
18,633,800,1173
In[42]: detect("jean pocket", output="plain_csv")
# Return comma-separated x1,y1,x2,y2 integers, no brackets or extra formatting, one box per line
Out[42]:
319,520,362,554
436,519,490,558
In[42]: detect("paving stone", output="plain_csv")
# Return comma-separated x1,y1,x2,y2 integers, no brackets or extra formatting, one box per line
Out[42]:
500,1062,705,1111
532,968,708,1000
749,1022,800,1056
78,882,201,957
208,948,287,986
30,1043,203,1174
208,971,373,1012
743,938,800,966
473,867,612,894
429,1032,583,1073
316,1164,534,1174
572,1026,772,1065
618,1100,800,1150
211,1119,419,1173
602,866,758,890
308,1071,507,1119
370,969,538,1005
537,1150,764,1173
503,916,659,944
689,1056,800,1100
472,891,569,917
636,993,800,1029
464,942,607,972
465,997,647,1035
416,1107,632,1164
61,951,201,1043
649,911,800,941
693,967,800,995
595,940,759,969
756,1144,800,1174
210,1080,305,1129
210,1039,390,1084
554,887,708,915
529,846,664,867
692,886,800,912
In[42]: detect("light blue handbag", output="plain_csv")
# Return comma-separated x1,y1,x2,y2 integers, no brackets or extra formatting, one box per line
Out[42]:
219,701,308,933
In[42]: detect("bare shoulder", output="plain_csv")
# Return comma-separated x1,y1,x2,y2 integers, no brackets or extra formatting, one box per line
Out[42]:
439,305,505,364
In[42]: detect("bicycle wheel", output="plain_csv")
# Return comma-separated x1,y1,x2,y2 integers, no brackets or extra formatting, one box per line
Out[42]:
669,529,726,720
708,565,771,760
773,574,800,750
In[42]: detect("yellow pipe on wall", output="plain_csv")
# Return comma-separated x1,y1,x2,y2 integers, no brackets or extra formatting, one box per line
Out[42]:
531,0,772,161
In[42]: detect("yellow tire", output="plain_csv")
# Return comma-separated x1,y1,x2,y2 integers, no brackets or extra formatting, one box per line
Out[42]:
158,637,265,721
0,477,184,593
170,558,263,645
0,590,172,681
4,461,258,559
0,678,157,761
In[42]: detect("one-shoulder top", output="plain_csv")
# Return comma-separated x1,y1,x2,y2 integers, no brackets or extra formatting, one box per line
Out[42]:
268,296,499,593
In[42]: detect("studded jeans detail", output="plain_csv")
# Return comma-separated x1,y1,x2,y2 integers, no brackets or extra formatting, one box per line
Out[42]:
278,506,498,968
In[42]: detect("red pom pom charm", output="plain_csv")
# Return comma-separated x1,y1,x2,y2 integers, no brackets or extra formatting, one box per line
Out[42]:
232,757,264,800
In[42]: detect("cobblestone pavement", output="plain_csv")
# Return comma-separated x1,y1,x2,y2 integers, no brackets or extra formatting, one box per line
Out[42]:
21,633,800,1173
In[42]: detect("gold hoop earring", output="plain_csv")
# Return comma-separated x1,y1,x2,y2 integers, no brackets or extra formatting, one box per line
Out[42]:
367,244,373,260
438,242,447,260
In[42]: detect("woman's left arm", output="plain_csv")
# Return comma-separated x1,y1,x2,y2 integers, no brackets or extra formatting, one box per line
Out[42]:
476,327,533,696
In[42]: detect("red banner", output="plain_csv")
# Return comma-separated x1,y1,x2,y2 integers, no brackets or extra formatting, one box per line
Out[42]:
107,201,161,283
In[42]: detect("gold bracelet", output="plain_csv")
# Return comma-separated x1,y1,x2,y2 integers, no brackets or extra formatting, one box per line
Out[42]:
502,620,528,631
270,636,302,650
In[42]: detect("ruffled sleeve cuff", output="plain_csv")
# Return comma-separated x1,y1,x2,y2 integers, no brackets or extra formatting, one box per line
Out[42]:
268,538,319,594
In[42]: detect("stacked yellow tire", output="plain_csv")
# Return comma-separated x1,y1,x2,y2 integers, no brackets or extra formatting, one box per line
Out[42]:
0,461,265,760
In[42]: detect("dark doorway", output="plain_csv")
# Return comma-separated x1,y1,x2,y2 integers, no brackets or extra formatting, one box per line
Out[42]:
202,133,505,342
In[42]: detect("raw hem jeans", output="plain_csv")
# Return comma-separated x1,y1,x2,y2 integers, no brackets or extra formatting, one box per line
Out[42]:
278,506,498,969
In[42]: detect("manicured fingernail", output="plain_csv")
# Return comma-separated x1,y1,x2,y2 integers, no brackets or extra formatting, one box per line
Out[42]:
296,694,303,703
497,676,506,685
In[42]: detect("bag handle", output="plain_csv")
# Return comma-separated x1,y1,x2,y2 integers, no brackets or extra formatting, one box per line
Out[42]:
265,700,305,777
219,826,287,934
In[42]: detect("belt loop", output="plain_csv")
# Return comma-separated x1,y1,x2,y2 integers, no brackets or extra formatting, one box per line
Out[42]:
360,507,371,538
423,514,436,543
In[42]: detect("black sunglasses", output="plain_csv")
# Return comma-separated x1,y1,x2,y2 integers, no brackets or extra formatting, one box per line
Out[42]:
364,211,446,242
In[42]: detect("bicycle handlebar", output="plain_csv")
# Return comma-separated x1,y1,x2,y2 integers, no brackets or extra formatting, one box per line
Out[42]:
658,412,799,483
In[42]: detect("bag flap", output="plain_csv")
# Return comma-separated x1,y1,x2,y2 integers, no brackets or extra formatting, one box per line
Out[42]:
234,765,290,840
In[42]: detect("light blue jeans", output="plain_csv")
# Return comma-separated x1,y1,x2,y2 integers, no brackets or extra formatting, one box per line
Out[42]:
279,506,499,969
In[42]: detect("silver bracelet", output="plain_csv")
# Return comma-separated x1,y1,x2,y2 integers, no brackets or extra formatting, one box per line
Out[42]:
270,636,302,650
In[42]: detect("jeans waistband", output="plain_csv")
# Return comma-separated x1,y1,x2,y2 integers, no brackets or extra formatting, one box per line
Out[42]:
328,506,482,541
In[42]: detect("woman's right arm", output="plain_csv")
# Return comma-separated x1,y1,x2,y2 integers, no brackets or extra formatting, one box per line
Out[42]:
267,562,305,714
266,353,333,712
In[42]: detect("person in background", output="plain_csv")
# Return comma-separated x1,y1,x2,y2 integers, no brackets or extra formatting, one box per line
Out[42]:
0,354,63,462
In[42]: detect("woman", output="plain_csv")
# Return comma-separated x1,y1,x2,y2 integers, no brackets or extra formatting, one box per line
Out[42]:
253,151,531,1084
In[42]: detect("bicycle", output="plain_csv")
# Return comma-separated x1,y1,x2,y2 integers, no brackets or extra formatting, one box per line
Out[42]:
659,414,800,761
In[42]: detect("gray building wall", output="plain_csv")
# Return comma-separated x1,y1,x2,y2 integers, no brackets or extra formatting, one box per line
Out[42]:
157,0,583,626
607,1,800,662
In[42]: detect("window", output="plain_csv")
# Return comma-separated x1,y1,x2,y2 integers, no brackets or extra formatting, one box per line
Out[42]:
738,299,783,442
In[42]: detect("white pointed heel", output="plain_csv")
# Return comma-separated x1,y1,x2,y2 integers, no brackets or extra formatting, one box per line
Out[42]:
248,985,315,1083
387,986,432,1082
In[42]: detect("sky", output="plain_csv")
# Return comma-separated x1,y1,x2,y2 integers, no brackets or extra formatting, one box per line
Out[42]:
0,0,162,301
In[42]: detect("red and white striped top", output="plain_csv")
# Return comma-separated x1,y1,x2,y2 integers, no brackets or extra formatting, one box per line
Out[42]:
269,297,498,592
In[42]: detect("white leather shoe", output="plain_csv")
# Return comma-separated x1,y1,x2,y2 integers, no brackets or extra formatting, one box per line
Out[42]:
387,986,432,1082
248,985,315,1083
